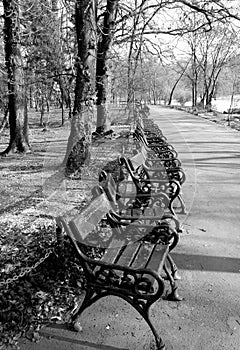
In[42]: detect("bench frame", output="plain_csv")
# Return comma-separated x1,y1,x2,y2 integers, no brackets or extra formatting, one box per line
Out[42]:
56,188,182,350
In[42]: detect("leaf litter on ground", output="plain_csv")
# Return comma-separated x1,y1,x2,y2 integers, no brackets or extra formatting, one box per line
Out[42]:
0,237,85,350
0,107,132,349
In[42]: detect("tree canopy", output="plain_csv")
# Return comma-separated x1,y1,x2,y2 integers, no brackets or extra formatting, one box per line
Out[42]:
0,0,239,157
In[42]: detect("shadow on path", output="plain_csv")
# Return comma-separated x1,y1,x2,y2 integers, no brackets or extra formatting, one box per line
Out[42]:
40,324,129,350
172,253,240,273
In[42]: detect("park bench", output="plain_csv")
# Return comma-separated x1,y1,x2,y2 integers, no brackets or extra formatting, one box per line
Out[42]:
120,155,184,217
56,187,181,350
133,127,179,160
99,167,181,234
134,124,180,161
135,132,182,170
99,121,186,216
125,107,186,213
129,121,187,214
122,149,186,215
98,167,182,285
133,113,180,160
135,117,167,142
123,135,186,214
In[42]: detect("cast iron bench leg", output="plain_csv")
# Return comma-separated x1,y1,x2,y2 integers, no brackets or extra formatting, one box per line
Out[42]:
131,301,166,350
167,255,181,281
178,192,187,214
163,265,182,302
71,287,166,350
71,287,96,328
143,311,166,350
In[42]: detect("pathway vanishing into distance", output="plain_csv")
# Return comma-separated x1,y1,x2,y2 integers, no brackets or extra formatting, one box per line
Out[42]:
19,106,240,350
150,105,240,350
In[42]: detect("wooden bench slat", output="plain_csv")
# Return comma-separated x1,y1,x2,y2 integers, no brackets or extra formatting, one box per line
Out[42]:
132,243,169,291
115,241,142,267
146,244,169,274
101,238,125,264
144,244,170,291
130,242,155,269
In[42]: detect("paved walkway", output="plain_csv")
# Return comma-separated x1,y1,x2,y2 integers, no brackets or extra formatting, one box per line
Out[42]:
150,106,240,350
19,106,240,350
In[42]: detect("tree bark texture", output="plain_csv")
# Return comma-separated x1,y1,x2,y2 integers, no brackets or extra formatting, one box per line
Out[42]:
64,0,96,176
2,0,29,155
95,0,119,134
0,107,9,134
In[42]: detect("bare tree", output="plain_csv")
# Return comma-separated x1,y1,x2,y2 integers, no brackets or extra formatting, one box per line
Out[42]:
95,0,120,134
1,0,30,156
198,24,237,110
168,59,191,106
63,0,97,176
114,0,240,107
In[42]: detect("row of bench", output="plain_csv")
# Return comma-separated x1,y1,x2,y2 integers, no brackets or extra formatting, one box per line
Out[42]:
56,107,186,350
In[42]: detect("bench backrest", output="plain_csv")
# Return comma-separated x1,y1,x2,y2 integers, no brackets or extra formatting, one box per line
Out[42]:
135,118,161,144
98,171,118,209
100,169,151,215
135,126,148,146
133,128,161,157
130,149,147,168
99,171,139,211
69,192,112,242
56,190,113,247
134,128,176,159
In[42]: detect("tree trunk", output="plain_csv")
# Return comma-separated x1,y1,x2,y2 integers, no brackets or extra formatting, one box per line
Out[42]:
0,107,9,134
61,95,64,126
59,83,65,125
168,61,190,106
205,69,222,111
67,90,72,119
63,0,96,177
1,0,30,156
29,86,34,108
40,95,45,126
23,87,30,148
168,79,180,106
95,0,119,134
192,79,198,108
